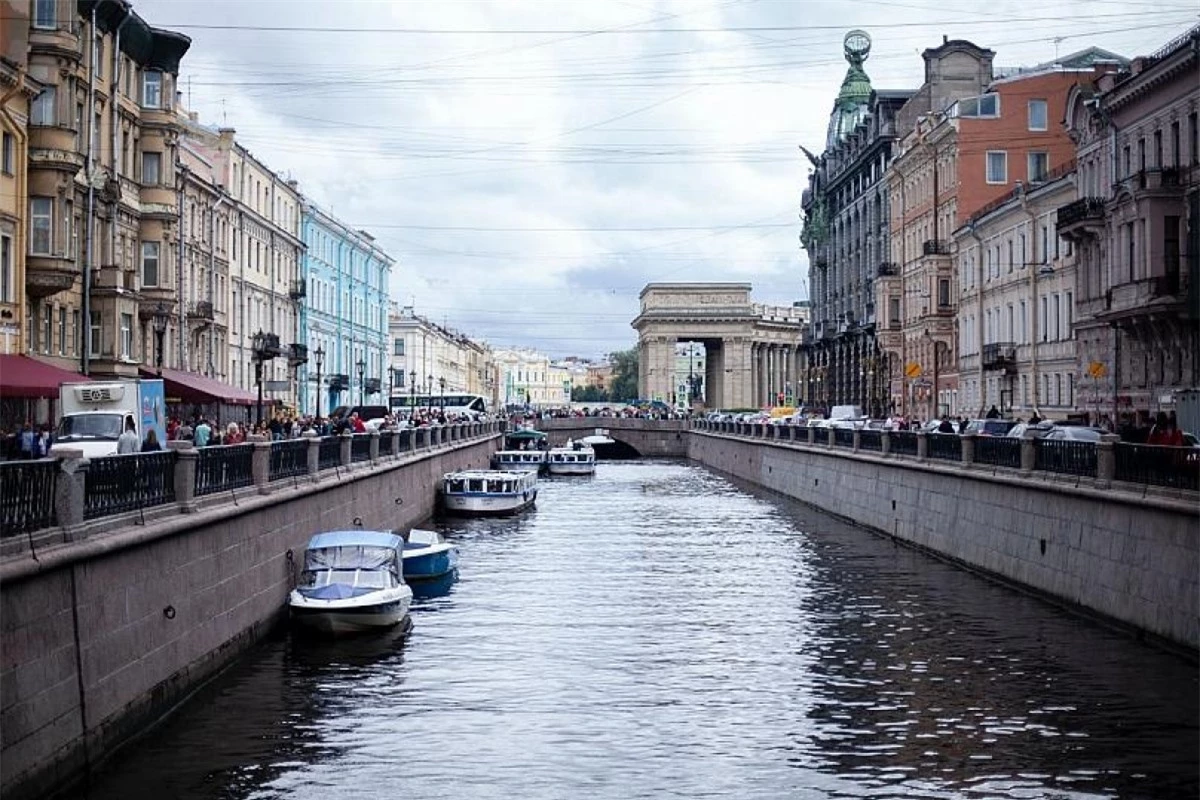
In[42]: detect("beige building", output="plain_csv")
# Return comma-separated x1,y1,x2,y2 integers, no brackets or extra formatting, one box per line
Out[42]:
955,174,1079,418
493,347,567,408
24,0,190,375
389,304,494,405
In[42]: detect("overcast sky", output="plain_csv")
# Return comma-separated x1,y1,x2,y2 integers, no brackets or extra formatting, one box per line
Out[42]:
139,0,1196,360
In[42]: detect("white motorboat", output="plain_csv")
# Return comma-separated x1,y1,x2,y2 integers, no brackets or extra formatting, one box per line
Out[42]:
289,530,413,635
546,440,596,475
441,469,538,516
491,449,547,473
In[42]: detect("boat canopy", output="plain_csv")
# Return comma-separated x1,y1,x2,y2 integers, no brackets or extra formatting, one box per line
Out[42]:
302,530,403,576
505,428,546,440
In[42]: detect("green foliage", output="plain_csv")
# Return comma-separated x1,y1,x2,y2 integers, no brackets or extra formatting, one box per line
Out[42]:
608,348,639,403
571,385,608,403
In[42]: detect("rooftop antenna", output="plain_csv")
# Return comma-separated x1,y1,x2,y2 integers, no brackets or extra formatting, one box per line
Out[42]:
187,74,192,109
1053,36,1064,63
220,97,227,126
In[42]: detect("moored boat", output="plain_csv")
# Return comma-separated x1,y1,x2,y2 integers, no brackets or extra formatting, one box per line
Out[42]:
441,469,538,516
491,449,547,472
546,440,596,475
289,530,413,635
402,528,460,580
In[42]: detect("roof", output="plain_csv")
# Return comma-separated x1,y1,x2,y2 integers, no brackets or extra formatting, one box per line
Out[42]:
0,355,91,398
506,428,547,439
307,530,402,550
138,367,259,406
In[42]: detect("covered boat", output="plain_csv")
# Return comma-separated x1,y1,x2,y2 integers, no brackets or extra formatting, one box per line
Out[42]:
402,528,460,580
546,439,596,475
491,449,547,472
441,469,538,516
289,530,413,635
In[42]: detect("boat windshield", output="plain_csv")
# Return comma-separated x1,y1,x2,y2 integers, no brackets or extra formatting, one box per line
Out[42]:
302,545,399,577
300,568,396,589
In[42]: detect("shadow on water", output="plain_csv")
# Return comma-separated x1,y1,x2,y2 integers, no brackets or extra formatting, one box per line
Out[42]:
409,569,459,601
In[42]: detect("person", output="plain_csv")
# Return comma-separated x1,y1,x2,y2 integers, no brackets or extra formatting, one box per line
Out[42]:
350,412,367,433
140,428,162,452
177,419,194,441
985,404,1001,419
18,422,36,459
117,418,140,454
1147,411,1183,447
937,416,955,434
194,417,212,447
957,416,969,434
1029,411,1042,425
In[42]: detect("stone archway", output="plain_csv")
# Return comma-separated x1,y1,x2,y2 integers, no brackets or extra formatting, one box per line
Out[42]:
631,283,809,410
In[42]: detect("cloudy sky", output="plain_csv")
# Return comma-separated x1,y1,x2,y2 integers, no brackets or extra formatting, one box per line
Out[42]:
139,0,1196,360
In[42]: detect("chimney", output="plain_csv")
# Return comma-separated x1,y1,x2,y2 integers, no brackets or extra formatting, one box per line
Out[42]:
943,34,948,44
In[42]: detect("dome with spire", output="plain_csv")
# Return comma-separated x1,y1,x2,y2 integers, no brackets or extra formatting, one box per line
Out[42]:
826,30,874,150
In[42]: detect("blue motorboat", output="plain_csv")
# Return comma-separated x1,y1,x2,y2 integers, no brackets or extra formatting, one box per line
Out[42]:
289,530,413,635
402,528,460,581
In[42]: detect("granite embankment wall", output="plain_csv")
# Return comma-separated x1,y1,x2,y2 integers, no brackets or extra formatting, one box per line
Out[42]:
0,434,497,800
689,430,1198,653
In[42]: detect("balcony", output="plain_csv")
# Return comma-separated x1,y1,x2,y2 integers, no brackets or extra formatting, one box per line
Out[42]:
327,373,350,392
922,240,951,257
877,262,898,277
91,268,139,297
981,341,1017,371
288,279,307,301
25,254,78,299
1056,197,1105,233
27,125,84,174
187,300,215,323
1103,273,1186,321
288,343,309,366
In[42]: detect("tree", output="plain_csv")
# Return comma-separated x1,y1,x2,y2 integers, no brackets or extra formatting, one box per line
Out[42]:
571,385,607,403
608,348,639,403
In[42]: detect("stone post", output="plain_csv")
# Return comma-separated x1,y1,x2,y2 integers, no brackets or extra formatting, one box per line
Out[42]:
807,426,816,445
826,427,836,448
250,435,271,495
369,430,381,464
1096,433,1119,486
390,429,401,457
174,447,198,512
53,449,87,528
880,429,891,456
410,427,418,452
961,433,976,466
852,429,861,451
304,431,319,480
916,431,928,461
1020,429,1038,474
340,432,353,467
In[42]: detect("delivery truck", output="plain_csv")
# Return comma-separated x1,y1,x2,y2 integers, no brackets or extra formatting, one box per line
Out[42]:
56,378,167,459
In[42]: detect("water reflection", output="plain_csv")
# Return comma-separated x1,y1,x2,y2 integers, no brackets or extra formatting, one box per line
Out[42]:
68,461,1197,800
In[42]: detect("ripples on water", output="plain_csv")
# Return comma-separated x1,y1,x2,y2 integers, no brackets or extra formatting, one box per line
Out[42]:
72,461,1198,800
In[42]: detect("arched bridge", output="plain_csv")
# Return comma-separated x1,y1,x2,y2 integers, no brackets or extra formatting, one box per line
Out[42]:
537,418,690,458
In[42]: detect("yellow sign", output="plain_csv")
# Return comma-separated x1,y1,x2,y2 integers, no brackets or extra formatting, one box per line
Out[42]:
905,362,923,379
1087,361,1107,379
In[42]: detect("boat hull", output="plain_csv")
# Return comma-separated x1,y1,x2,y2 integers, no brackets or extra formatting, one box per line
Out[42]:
289,587,413,636
441,488,537,516
546,462,595,475
403,548,459,580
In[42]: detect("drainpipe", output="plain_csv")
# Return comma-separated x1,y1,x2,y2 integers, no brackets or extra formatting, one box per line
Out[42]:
177,161,188,370
0,74,28,354
108,15,128,271
966,221,986,415
209,194,228,376
893,159,909,417
1018,183,1041,417
81,3,97,375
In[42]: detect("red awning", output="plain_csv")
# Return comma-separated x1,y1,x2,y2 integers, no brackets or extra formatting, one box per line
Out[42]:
139,367,259,406
0,355,90,398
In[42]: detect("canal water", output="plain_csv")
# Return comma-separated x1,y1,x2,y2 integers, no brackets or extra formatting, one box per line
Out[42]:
71,461,1197,800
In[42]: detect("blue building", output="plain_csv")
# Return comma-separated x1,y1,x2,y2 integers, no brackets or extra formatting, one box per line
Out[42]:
298,201,394,416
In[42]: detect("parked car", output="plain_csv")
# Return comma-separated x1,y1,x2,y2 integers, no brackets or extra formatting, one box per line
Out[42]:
1006,421,1056,439
1043,426,1107,442
963,418,1017,437
330,405,391,430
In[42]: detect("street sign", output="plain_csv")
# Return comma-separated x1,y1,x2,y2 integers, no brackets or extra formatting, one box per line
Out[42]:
905,362,923,379
1087,361,1107,379
264,380,291,392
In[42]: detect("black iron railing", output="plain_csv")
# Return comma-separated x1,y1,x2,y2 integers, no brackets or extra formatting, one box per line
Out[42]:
1115,443,1200,491
85,451,177,520
890,431,919,456
1034,439,1097,478
318,436,342,469
397,429,412,450
1056,197,1106,229
928,433,962,461
378,431,396,454
195,444,254,496
351,434,372,463
269,439,308,481
1,460,58,536
975,436,1022,469
833,428,855,448
859,430,883,452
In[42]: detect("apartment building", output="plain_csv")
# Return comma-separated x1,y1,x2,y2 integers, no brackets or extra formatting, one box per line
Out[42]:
388,305,493,406
1059,26,1199,426
299,201,393,415
24,0,189,376
493,347,567,408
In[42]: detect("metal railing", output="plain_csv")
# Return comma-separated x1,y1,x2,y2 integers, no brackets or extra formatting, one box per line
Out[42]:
269,439,309,481
890,431,918,456
928,433,962,462
85,451,177,520
195,444,254,496
1034,439,1097,478
833,428,854,448
976,436,1022,469
859,430,883,452
1,460,58,536
318,436,341,470
350,434,373,463
1115,443,1199,491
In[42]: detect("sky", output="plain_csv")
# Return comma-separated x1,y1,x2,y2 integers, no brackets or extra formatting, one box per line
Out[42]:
138,0,1197,360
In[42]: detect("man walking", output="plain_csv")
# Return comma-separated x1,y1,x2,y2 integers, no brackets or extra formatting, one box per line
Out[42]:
117,418,140,454
194,417,212,448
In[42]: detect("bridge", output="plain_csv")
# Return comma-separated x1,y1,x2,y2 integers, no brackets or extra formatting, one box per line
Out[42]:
538,417,689,457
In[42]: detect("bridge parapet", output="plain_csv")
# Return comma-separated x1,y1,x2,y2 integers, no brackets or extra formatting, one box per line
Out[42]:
538,417,689,457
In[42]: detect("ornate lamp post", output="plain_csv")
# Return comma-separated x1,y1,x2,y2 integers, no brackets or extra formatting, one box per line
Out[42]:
439,376,446,414
313,345,325,419
409,370,416,418
426,374,433,413
151,302,169,376
356,358,367,407
251,329,275,428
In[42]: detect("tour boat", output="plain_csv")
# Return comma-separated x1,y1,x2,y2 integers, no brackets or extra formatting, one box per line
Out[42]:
440,469,538,516
402,528,460,581
289,530,413,635
491,449,548,472
545,440,596,476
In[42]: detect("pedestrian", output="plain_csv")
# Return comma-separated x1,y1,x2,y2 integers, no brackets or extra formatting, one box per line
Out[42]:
140,428,163,452
117,418,140,454
194,417,212,447
985,404,1001,419
937,416,955,434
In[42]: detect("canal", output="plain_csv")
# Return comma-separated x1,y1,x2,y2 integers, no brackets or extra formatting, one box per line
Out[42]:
70,460,1198,799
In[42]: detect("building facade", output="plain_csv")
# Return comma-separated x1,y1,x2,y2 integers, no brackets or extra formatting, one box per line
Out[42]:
388,305,493,409
25,0,190,376
955,174,1080,419
299,202,392,415
1059,26,1200,427
493,347,567,408
801,30,911,417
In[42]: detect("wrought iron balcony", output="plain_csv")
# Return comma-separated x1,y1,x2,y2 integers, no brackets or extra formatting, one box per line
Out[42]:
327,373,350,391
1056,197,1106,230
288,343,309,366
982,341,1017,371
289,278,307,300
187,300,214,321
922,239,951,256
877,262,898,277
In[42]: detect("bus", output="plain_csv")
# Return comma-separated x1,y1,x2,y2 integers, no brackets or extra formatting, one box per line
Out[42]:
390,393,489,417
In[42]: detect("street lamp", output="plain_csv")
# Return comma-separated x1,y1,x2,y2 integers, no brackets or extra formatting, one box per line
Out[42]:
151,302,169,376
356,358,367,407
409,370,417,418
439,376,446,414
426,374,433,413
923,328,948,419
251,329,277,428
313,345,325,419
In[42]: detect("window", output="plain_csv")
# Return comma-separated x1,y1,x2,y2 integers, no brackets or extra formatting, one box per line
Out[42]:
30,197,52,254
1065,291,1073,336
986,151,1007,184
1153,130,1163,168
1040,296,1048,342
120,313,132,359
1190,112,1198,166
33,0,56,27
141,151,161,185
1028,99,1048,131
42,304,51,354
31,87,56,126
393,338,405,356
1,132,12,175
58,307,66,355
1019,300,1027,344
142,71,162,108
938,279,950,308
72,310,79,355
954,93,1000,119
1171,121,1181,168
1028,151,1048,183
0,236,9,302
142,241,160,286
1007,240,1014,273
